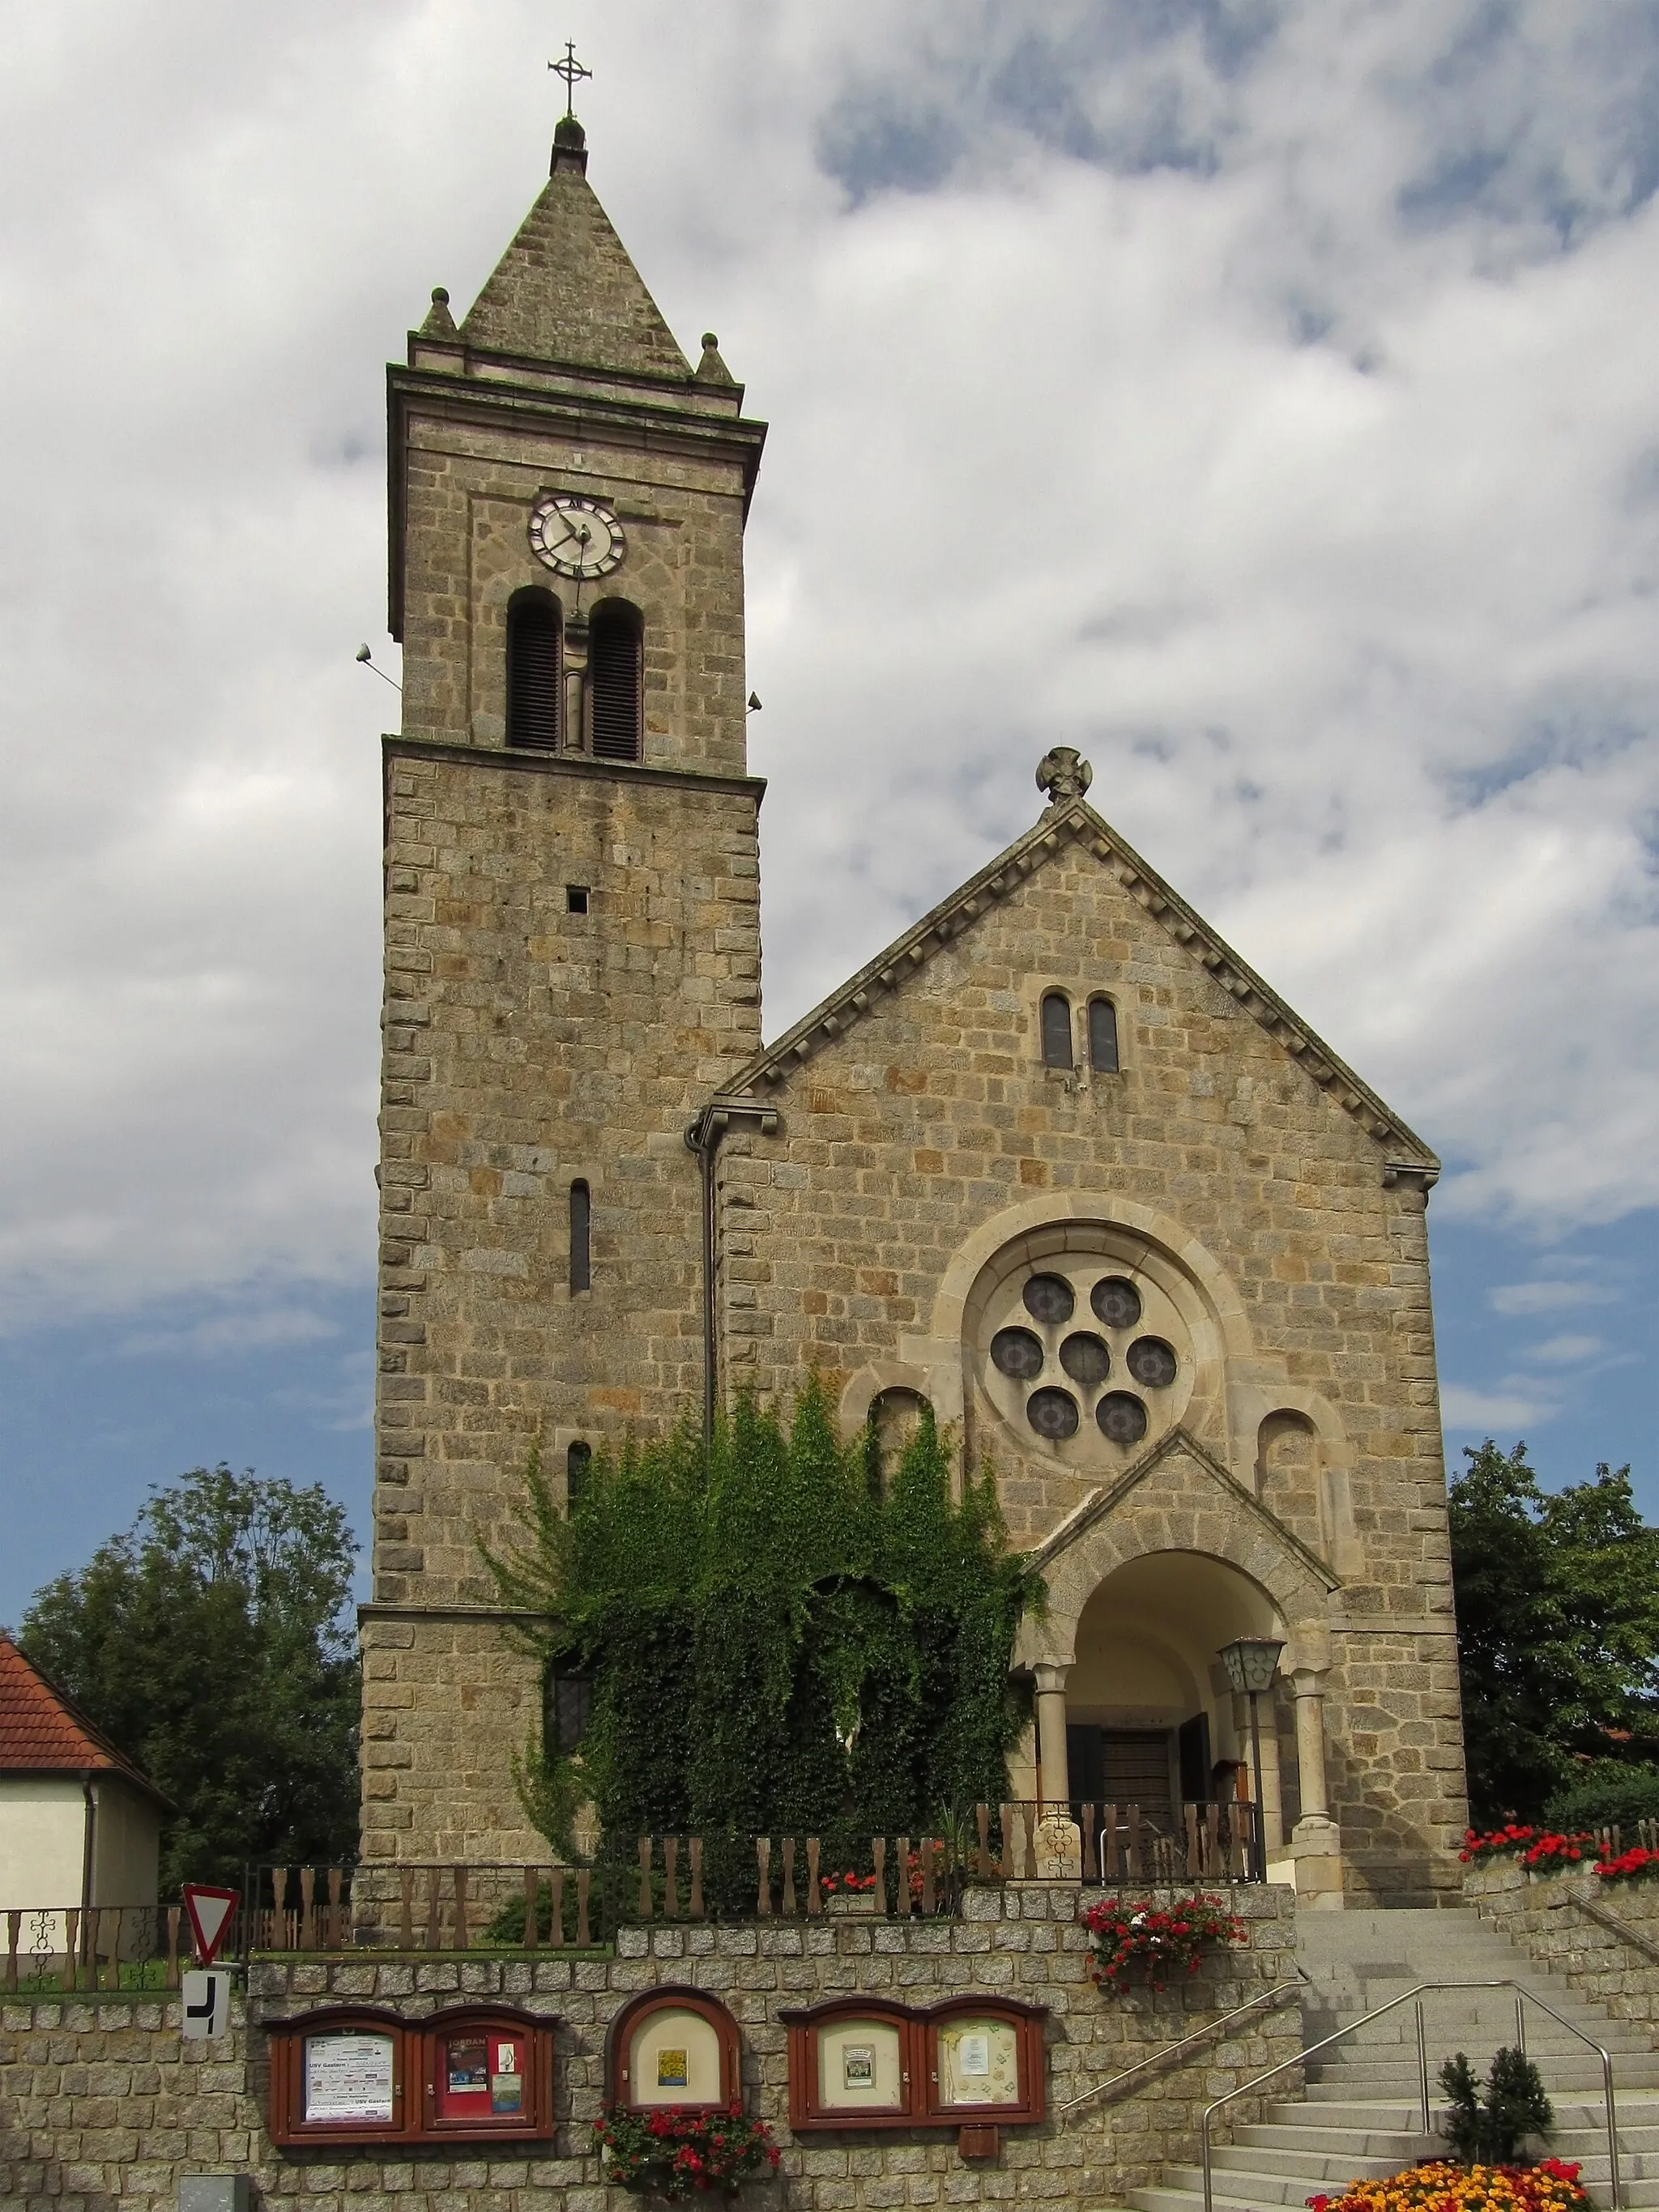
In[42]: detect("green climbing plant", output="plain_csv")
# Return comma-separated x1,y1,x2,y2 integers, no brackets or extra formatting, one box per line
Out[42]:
480,1382,1042,1860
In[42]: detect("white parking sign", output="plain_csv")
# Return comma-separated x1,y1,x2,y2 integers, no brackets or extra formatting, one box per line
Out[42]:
181,1969,231,2039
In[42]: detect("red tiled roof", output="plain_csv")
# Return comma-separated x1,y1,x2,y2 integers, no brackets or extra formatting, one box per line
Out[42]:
0,1634,169,1804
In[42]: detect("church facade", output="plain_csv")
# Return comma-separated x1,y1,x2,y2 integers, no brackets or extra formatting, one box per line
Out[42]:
361,116,1469,1907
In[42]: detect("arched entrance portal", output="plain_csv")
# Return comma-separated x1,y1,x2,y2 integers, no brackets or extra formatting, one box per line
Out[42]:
1042,1550,1300,1871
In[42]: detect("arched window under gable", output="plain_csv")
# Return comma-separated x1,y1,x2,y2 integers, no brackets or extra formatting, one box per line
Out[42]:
1088,995,1120,1074
506,588,562,750
589,599,642,761
1040,990,1074,1070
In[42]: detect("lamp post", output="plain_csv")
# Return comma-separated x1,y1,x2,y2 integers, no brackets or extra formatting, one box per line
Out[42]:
1218,1638,1285,1873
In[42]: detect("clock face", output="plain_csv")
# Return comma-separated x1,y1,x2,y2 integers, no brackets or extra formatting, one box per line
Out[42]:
528,492,625,580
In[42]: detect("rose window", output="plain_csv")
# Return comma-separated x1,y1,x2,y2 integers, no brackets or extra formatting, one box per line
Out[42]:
977,1258,1192,1465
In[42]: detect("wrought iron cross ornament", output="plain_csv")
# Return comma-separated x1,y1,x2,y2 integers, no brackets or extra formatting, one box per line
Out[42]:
549,40,591,117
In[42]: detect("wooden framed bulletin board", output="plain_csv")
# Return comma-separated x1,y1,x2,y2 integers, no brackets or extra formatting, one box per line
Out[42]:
779,1993,1047,2139
266,2003,554,2147
605,1987,742,2112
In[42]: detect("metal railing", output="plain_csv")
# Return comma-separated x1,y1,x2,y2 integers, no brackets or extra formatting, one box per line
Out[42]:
1200,1980,1623,2212
1058,1972,1309,2119
2,1904,202,1993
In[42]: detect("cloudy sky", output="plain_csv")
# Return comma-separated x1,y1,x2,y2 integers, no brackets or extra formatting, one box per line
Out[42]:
2,0,1657,1623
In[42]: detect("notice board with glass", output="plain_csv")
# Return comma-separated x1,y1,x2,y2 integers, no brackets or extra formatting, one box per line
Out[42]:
266,2004,554,2146
604,1987,742,2114
779,1994,1047,2136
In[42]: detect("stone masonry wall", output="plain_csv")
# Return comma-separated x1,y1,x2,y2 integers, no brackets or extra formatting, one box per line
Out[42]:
719,825,1465,1903
372,747,763,1859
0,1882,1299,2212
1464,1860,1659,2029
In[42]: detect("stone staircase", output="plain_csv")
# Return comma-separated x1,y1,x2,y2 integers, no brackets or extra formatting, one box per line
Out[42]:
1128,1907,1659,2212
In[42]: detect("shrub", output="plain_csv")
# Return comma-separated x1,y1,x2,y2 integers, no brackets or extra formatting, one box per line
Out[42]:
1542,1762,1659,1837
1439,2048,1555,2165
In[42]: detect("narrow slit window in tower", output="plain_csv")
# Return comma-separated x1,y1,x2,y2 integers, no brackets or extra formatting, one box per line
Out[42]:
566,1438,592,1509
1041,990,1074,1070
1088,995,1120,1073
506,590,562,750
589,600,642,761
569,1178,591,1292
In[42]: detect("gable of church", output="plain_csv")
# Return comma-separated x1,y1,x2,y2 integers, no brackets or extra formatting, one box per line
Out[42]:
723,785,1436,1182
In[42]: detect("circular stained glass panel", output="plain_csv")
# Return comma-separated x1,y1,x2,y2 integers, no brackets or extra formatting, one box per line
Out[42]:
1059,1332,1111,1387
1127,1336,1178,1389
1090,1276,1142,1330
991,1326,1045,1381
1022,1273,1075,1325
1027,1387,1080,1440
1097,1392,1148,1445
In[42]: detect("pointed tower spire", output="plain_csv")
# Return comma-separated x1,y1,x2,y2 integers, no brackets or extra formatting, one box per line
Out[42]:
457,119,690,374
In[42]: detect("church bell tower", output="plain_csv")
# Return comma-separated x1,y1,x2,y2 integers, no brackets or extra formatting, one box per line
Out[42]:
363,97,768,1860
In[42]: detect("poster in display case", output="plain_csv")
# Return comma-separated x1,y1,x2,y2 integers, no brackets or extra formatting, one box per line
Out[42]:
780,1993,1047,2142
266,2004,554,2146
919,1997,1047,2129
605,1987,741,2113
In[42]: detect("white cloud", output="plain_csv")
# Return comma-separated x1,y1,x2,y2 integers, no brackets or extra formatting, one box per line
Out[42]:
2,0,1658,1323
1440,1384,1556,1430
1528,1334,1606,1366
119,1307,341,1359
1491,1280,1621,1316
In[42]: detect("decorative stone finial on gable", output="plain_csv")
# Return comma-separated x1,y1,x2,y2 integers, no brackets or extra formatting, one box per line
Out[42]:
696,332,736,385
420,287,458,339
1035,748,1093,806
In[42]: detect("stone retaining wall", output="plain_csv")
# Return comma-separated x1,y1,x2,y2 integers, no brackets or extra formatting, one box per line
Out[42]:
0,1882,1299,2212
1463,1860,1659,2028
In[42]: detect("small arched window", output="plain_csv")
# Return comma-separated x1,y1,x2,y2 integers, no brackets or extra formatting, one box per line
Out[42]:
569,1179,591,1293
565,1438,592,1510
505,588,562,751
589,599,642,762
544,1664,593,1754
1088,995,1120,1074
1040,991,1074,1070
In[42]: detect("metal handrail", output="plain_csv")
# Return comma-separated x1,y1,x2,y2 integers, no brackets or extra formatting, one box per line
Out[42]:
1201,1980,1621,2212
1057,1972,1309,2118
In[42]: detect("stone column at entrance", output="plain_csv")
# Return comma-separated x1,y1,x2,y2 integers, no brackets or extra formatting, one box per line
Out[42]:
1034,1663,1070,1811
1290,1666,1346,1907
1032,1663,1081,1877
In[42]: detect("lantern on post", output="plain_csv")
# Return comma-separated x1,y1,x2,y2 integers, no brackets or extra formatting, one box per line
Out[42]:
1218,1638,1284,1873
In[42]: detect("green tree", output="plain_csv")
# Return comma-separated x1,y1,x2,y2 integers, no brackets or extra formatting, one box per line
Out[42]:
483,1383,1042,1862
19,1465,360,1887
1449,1440,1659,1822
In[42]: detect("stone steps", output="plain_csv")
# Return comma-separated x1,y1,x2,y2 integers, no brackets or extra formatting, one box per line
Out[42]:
1123,1908,1652,2212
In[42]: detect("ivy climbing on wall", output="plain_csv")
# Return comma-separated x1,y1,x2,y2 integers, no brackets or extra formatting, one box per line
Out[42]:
480,1381,1043,1861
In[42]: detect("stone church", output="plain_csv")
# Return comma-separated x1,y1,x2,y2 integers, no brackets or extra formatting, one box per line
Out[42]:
360,112,1469,1908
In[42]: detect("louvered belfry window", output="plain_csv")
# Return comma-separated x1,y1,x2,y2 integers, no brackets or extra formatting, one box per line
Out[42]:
589,600,642,761
506,590,561,750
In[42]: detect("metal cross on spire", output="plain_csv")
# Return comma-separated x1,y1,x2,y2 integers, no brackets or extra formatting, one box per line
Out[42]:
549,40,591,118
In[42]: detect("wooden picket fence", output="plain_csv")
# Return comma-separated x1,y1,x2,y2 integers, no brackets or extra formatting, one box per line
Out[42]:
251,1798,1266,1955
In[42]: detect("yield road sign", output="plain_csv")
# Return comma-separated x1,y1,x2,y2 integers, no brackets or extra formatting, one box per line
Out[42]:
181,1883,240,1965
181,1968,231,2039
